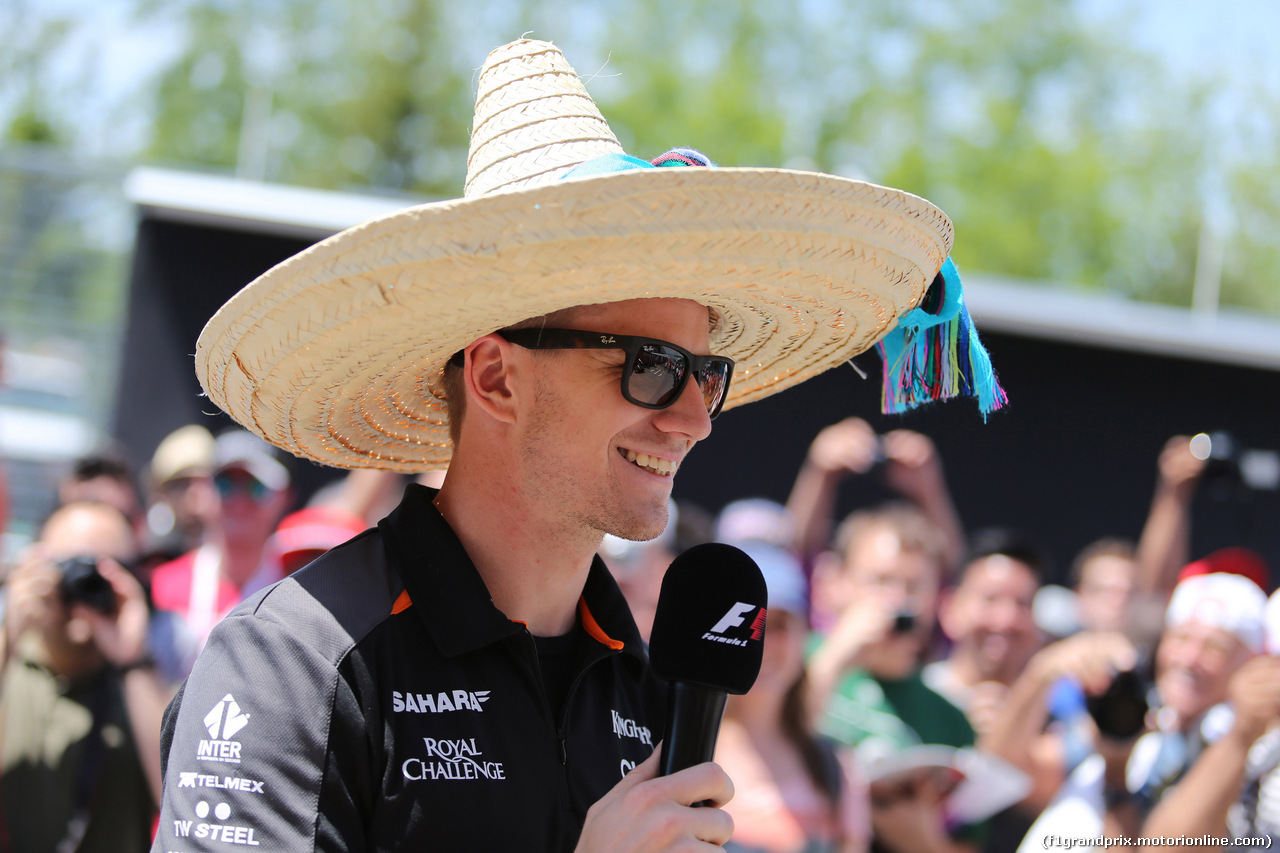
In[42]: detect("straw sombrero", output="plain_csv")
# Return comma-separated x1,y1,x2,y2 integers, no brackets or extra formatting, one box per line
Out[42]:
195,38,973,473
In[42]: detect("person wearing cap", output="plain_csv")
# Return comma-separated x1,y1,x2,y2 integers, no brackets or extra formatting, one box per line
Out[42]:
149,428,293,657
270,505,368,575
713,538,871,853
1139,585,1280,849
144,424,218,564
150,39,1001,853
990,571,1266,845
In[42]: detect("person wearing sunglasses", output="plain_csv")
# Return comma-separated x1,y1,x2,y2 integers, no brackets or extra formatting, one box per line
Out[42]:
150,39,998,853
150,429,293,663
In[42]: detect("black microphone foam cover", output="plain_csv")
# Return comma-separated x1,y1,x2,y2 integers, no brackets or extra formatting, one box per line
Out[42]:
648,542,768,695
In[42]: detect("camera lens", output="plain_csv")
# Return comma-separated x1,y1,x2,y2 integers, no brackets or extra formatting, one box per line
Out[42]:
56,556,116,613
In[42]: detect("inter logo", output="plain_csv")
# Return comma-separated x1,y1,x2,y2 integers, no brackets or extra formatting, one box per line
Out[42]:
197,694,250,764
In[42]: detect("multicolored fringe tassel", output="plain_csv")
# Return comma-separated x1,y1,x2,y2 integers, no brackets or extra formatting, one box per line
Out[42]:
877,257,1007,419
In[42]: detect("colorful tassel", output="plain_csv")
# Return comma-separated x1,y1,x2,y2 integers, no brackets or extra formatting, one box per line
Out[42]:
877,257,1007,419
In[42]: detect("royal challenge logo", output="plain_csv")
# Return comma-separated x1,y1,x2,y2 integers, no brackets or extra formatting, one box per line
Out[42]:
197,694,250,764
702,602,767,647
402,737,507,783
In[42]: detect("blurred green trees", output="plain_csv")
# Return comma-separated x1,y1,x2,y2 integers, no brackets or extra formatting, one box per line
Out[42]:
7,0,1279,313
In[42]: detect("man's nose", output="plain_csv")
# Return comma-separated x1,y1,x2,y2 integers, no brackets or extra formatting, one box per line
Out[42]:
653,377,713,442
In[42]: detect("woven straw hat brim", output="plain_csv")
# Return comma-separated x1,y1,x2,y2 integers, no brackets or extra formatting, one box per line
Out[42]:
196,166,952,472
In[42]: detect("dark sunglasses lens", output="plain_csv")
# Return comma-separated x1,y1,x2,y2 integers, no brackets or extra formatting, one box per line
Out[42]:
699,360,732,417
214,472,270,502
627,345,687,407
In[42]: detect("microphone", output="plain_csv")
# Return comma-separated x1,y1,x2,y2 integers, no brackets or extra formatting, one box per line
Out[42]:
648,542,767,778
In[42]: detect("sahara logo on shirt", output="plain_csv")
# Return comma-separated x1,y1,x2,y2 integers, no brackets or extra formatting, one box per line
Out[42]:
392,688,491,714
402,736,507,782
197,694,250,764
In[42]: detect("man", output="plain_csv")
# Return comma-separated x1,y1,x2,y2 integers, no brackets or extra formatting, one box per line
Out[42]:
1,501,170,851
150,428,293,654
151,39,997,852
787,417,967,588
144,423,218,564
1070,538,1140,635
808,505,984,852
925,532,1046,731
986,571,1264,843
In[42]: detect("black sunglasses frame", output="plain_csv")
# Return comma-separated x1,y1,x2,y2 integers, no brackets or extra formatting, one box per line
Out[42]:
494,328,735,419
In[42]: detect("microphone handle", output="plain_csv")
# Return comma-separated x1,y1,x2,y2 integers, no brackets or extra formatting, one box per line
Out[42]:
658,682,728,778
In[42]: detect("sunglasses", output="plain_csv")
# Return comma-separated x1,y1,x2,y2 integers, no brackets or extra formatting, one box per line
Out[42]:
494,328,735,419
213,470,273,503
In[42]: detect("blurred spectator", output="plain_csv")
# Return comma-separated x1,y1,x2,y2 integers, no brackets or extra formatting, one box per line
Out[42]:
150,429,293,653
143,424,217,563
271,506,368,575
716,539,870,853
716,497,796,551
1136,566,1280,849
1134,435,1207,599
599,498,713,641
787,418,966,575
0,501,169,850
1070,538,1139,635
926,530,1048,732
59,448,144,534
988,572,1265,843
1140,652,1280,850
807,504,984,852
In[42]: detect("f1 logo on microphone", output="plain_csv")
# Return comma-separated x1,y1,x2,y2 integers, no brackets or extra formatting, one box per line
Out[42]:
706,602,767,645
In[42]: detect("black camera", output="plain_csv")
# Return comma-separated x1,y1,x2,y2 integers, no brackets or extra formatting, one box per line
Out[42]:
56,556,117,613
1190,431,1280,496
1086,660,1152,741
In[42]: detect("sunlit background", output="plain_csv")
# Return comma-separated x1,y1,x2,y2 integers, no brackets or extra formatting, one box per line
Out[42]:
2,0,1278,552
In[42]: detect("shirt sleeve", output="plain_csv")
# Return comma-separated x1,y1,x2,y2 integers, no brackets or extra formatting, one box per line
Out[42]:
150,604,372,852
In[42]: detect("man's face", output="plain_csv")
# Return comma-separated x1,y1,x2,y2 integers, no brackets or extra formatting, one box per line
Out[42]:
213,466,291,547
841,524,941,679
513,297,714,543
39,503,138,647
1075,555,1137,633
1156,619,1254,727
941,556,1039,683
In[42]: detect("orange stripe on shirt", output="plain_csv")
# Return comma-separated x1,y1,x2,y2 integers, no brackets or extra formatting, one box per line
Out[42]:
391,589,413,614
579,598,624,650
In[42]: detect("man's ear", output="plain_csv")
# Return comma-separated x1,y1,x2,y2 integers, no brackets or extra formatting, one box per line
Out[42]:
462,333,520,425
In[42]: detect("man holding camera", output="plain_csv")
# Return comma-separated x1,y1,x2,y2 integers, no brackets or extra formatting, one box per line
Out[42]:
0,501,169,851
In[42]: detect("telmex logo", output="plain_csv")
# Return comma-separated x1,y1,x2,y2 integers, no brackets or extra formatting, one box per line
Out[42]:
392,689,490,713
197,694,250,764
701,602,767,647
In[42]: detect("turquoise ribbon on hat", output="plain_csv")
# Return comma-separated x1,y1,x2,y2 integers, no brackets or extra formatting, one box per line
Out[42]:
877,257,1007,419
562,151,1006,419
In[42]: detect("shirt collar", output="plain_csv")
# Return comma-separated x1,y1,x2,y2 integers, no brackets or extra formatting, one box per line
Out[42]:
379,483,646,664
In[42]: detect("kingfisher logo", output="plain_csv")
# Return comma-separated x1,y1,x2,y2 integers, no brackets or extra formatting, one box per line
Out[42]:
197,694,250,764
702,602,767,647
392,689,490,714
611,710,653,746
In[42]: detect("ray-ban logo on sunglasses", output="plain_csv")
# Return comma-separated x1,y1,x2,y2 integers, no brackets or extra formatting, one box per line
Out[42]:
599,335,616,344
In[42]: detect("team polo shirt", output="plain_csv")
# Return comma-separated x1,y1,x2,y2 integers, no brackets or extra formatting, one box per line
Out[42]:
151,484,665,852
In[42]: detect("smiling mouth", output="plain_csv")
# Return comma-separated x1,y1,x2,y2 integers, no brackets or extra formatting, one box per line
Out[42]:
620,448,678,477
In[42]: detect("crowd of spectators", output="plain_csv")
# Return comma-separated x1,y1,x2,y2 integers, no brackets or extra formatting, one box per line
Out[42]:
0,416,1275,852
